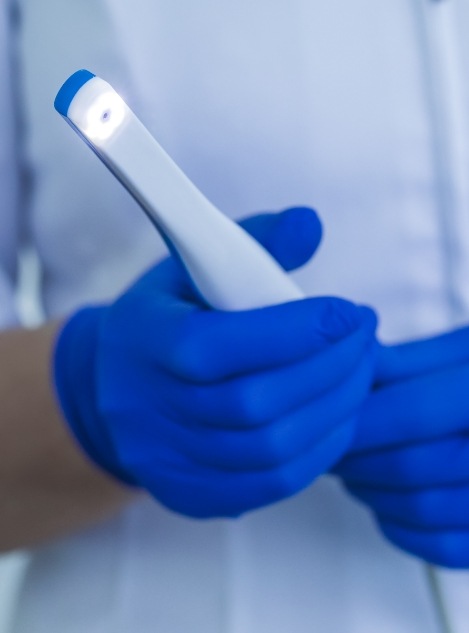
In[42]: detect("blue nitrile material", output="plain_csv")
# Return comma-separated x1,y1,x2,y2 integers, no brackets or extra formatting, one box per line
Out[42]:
53,207,377,518
336,327,469,568
53,306,136,486
54,69,95,116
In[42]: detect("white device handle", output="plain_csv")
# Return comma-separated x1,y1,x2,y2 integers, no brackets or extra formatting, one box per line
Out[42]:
55,70,304,311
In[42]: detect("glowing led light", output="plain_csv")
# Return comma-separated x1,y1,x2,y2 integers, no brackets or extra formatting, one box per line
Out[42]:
82,91,126,141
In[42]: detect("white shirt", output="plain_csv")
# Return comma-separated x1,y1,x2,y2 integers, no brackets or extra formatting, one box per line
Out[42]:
1,0,469,631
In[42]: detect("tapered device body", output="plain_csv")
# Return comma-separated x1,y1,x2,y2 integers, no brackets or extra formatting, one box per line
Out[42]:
55,70,304,311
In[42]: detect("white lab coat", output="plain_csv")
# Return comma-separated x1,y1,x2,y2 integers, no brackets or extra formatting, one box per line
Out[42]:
1,0,469,631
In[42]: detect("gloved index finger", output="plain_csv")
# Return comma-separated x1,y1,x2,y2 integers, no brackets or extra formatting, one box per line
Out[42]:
148,298,377,383
351,362,469,454
376,325,469,385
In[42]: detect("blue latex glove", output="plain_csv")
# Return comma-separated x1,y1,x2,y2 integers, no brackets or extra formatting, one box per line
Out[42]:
335,327,469,567
54,207,377,518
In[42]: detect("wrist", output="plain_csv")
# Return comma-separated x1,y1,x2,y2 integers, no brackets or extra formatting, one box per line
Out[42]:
53,307,136,486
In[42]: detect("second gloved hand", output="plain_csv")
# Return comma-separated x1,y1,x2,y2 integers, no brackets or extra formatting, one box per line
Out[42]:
336,327,469,568
54,207,377,518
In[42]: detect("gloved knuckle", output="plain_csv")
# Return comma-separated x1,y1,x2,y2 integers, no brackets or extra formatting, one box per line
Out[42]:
267,465,300,500
257,427,289,466
228,380,271,425
410,493,435,527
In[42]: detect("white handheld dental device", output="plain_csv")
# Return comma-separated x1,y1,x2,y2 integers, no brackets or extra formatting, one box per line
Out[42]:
54,70,304,311
55,72,454,633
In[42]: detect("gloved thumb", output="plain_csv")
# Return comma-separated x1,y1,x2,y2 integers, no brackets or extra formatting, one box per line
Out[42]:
239,207,323,271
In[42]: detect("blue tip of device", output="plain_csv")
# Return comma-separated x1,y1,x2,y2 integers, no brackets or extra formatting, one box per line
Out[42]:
54,69,96,117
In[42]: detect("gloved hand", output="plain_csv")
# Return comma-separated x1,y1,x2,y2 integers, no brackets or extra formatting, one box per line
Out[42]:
54,207,377,518
335,327,469,567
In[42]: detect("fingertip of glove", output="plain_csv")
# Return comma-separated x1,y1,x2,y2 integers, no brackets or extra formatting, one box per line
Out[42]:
281,206,322,234
307,299,378,344
357,305,379,334
274,206,323,270
238,207,323,271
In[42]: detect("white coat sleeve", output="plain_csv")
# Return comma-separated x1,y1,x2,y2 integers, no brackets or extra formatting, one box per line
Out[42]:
0,1,23,329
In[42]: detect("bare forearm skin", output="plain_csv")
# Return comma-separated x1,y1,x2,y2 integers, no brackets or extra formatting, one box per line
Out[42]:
0,322,135,552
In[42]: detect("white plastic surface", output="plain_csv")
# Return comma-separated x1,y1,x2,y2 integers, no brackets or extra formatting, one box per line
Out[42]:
65,76,304,311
